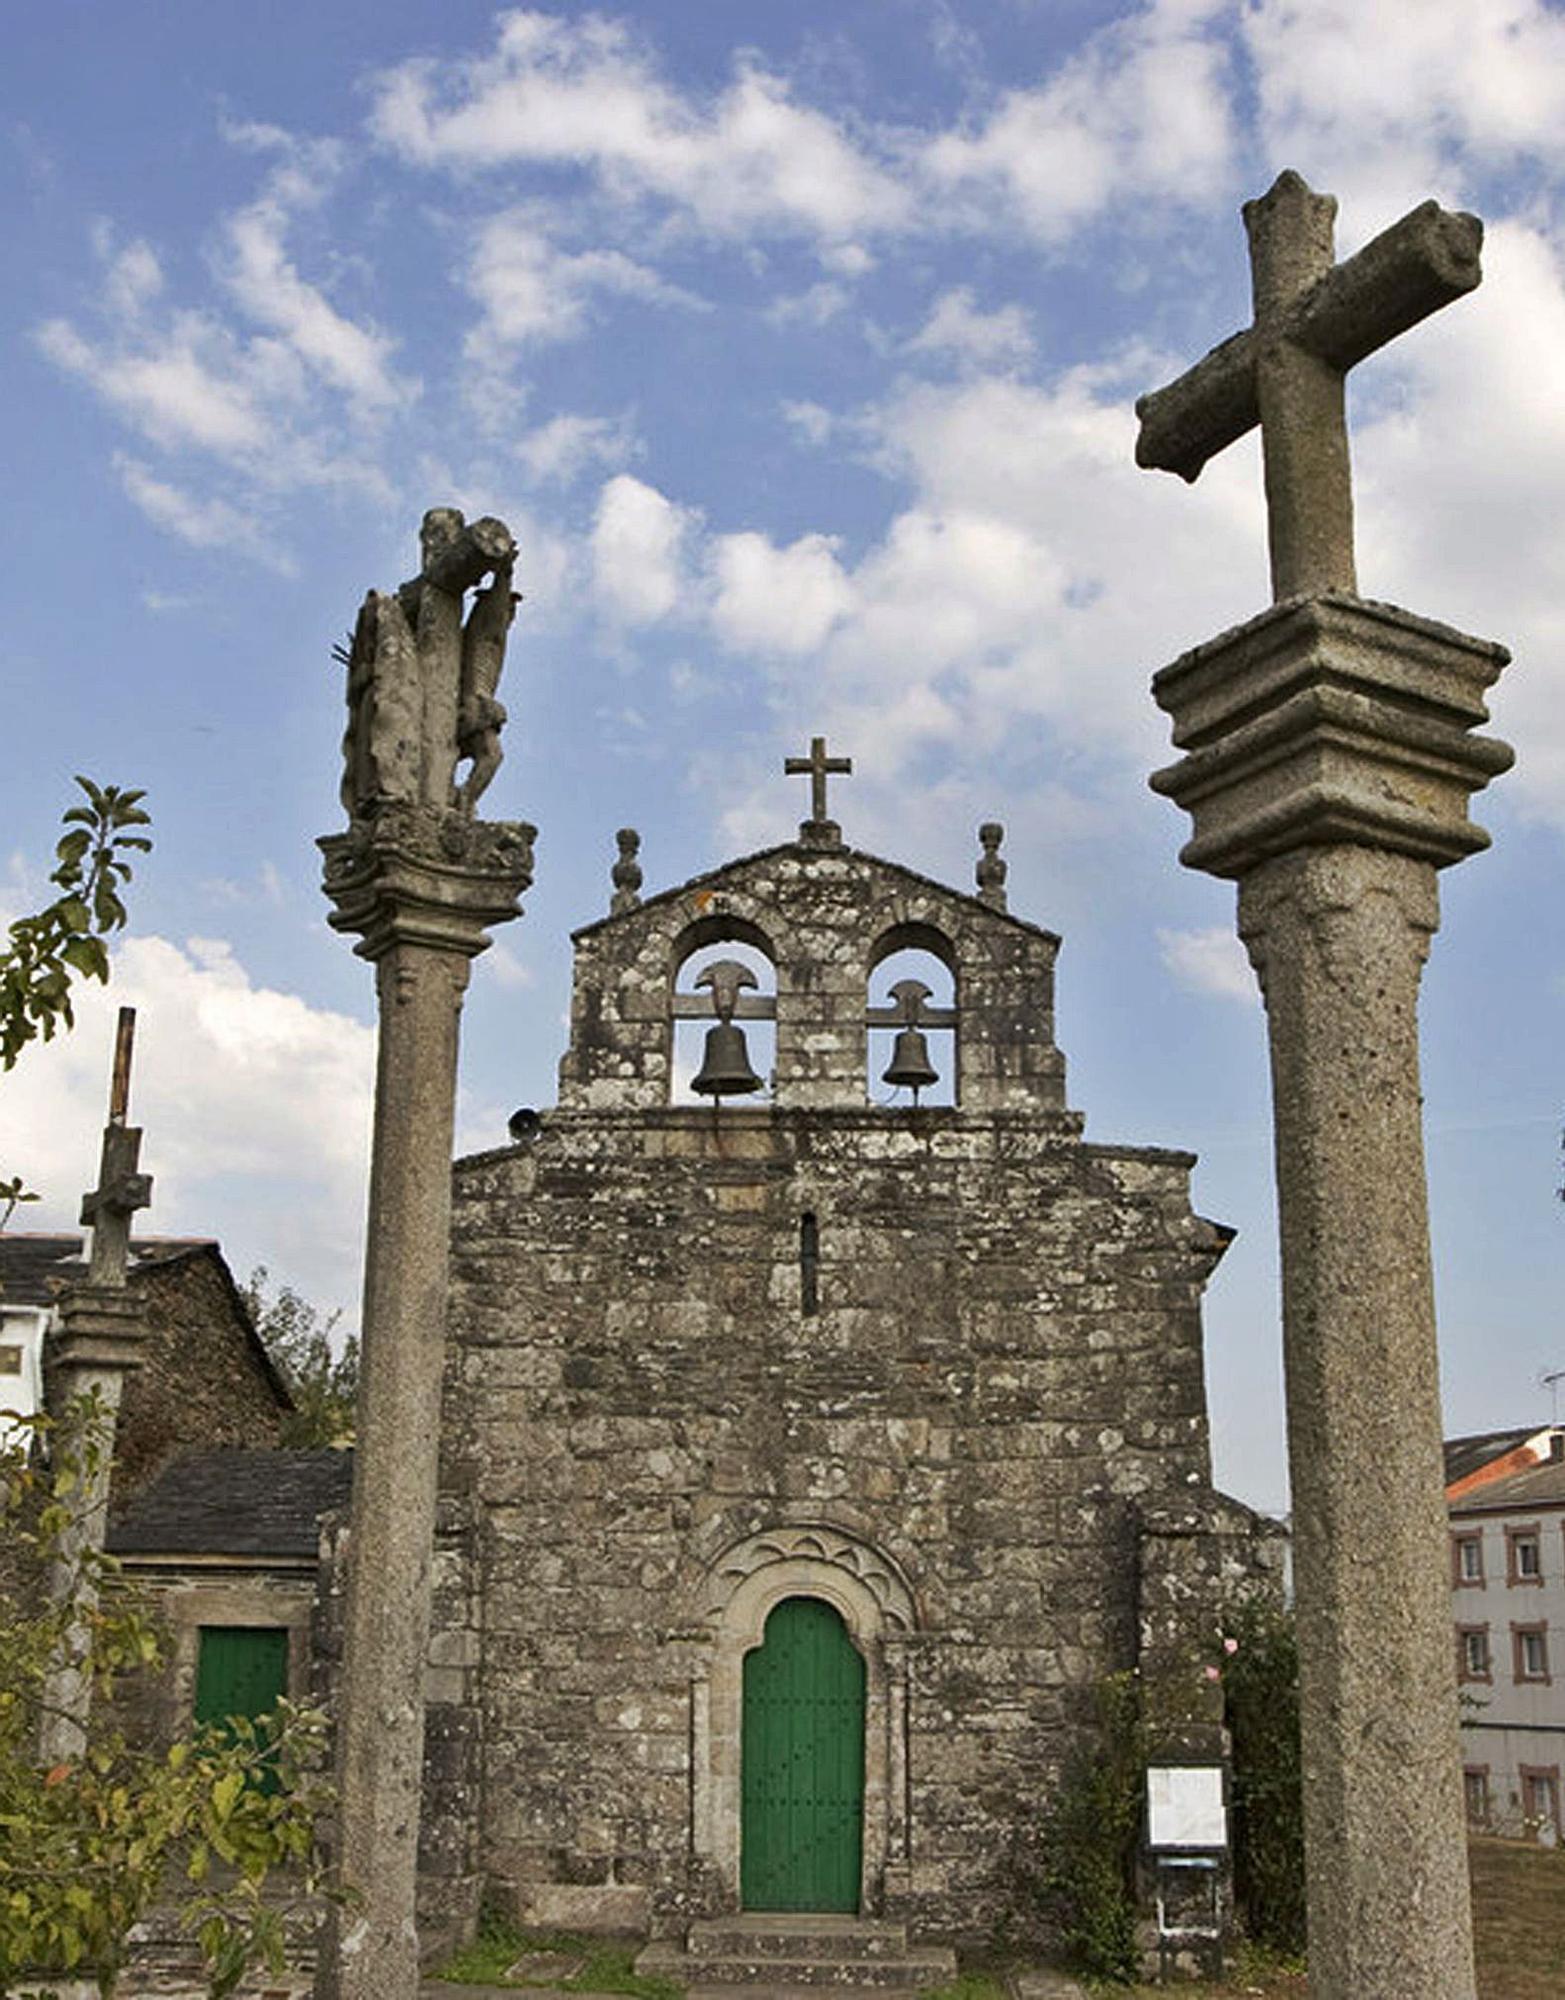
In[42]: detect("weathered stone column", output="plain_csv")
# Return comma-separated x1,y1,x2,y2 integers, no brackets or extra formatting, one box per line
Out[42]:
38,1006,152,1765
1151,593,1511,1998
317,509,533,2000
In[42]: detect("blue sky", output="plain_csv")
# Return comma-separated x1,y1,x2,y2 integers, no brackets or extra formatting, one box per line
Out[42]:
6,0,1565,1514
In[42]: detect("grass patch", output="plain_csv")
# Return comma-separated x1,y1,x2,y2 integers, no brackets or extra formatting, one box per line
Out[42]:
435,1913,681,1999
925,1976,1010,2000
1471,1835,1565,2000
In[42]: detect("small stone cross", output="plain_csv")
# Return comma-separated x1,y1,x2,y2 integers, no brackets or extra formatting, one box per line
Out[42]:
1136,170,1483,600
79,1008,152,1290
785,735,852,828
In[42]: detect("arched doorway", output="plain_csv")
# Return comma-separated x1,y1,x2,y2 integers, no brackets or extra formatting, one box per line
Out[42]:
741,1597,866,1912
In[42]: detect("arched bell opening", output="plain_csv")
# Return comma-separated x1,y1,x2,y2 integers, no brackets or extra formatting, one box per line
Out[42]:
671,929,777,1106
865,933,957,1108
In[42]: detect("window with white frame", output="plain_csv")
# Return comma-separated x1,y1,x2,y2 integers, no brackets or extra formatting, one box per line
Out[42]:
1458,1626,1491,1682
1452,1531,1484,1587
1507,1525,1544,1586
1513,1623,1551,1683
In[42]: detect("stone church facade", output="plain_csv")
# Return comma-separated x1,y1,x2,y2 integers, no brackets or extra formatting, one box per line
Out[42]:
423,811,1278,1946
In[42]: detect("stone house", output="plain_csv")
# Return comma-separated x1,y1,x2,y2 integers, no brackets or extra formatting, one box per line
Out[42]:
1448,1425,1565,1842
424,816,1281,1948
0,1234,318,1741
107,1446,352,1744
0,1234,292,1498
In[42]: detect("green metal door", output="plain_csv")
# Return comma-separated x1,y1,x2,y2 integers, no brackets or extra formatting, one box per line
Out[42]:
741,1596,865,1912
194,1627,288,1729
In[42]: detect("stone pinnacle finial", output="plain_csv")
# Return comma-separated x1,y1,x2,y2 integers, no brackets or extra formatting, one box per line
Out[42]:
976,822,1007,911
611,828,643,915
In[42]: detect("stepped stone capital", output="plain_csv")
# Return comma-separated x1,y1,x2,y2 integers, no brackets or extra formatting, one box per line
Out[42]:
52,1283,148,1373
1150,592,1511,880
319,801,534,962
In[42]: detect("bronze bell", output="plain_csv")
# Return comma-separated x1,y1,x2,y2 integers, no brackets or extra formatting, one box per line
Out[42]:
881,977,940,1098
690,957,764,1099
882,1024,938,1096
692,1019,763,1097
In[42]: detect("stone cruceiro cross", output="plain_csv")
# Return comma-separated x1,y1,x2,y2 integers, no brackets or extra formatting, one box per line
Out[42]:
38,1007,153,1764
1137,169,1483,601
317,510,534,2000
1138,173,1512,2000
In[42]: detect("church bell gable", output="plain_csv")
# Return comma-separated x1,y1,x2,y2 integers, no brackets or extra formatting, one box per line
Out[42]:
558,839,1068,1115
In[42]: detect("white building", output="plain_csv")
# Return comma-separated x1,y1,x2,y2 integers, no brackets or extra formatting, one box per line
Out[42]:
1447,1426,1565,1842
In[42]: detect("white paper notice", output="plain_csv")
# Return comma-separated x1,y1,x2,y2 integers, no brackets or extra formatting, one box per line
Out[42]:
1147,1765,1227,1848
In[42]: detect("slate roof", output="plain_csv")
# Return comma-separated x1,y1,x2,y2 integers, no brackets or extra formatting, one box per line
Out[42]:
108,1447,353,1558
0,1232,293,1411
0,1233,214,1305
1442,1427,1543,1488
1449,1451,1565,1516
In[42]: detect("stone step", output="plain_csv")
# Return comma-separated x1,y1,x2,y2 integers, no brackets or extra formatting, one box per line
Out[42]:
682,1988,927,2000
636,1939,957,1991
687,1916,912,1960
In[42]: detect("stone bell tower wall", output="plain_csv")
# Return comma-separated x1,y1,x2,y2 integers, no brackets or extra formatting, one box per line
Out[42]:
556,843,1066,1115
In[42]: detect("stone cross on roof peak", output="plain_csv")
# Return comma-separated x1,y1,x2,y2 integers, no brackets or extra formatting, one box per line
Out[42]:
785,735,852,845
1136,169,1483,601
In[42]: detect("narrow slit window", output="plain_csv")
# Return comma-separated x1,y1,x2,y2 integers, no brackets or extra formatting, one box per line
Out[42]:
801,1212,819,1317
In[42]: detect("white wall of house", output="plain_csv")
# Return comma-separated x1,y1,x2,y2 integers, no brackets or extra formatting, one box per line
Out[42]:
0,1303,49,1443
1450,1441,1565,1844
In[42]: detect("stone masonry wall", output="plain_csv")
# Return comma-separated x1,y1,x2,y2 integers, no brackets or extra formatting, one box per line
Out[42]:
441,1105,1230,1942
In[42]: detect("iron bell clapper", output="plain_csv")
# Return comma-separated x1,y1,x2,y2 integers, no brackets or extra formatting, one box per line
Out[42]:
690,957,764,1100
692,1019,763,1097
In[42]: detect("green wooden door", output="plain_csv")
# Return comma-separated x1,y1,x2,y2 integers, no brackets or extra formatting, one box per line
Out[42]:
741,1597,865,1912
195,1626,288,1729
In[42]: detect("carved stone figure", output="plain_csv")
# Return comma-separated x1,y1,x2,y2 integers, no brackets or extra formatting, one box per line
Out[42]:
338,509,519,820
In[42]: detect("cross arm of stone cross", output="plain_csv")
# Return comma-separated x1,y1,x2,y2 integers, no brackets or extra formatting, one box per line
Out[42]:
1135,171,1483,600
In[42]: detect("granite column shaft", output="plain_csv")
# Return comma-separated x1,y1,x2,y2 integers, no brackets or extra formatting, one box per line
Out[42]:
326,942,469,2000
1240,847,1471,1998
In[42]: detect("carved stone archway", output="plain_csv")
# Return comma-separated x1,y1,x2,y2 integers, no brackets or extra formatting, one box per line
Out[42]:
689,1525,917,1913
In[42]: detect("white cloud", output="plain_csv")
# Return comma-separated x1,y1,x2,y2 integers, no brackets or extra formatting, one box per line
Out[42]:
104,238,163,318
697,359,1264,785
708,530,853,655
1158,925,1257,1003
783,400,835,447
0,933,374,1317
465,208,699,357
765,281,850,328
907,287,1033,368
924,0,1237,243
590,473,696,624
38,312,273,455
478,941,537,991
369,11,910,241
1244,0,1565,232
223,205,407,410
114,454,287,569
1346,218,1565,830
516,412,636,485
